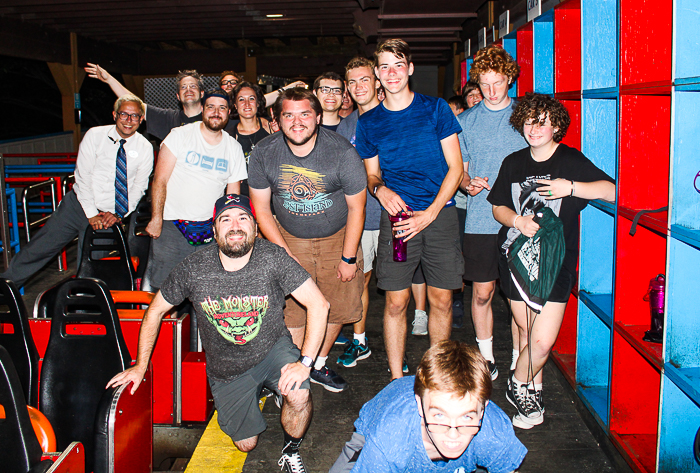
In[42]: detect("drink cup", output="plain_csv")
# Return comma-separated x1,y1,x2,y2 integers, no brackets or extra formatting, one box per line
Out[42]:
389,210,411,262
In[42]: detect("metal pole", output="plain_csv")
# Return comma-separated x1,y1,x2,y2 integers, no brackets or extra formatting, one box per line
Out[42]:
0,155,12,269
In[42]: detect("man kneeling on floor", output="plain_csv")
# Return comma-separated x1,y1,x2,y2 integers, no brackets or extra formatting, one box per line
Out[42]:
330,340,527,473
108,194,329,473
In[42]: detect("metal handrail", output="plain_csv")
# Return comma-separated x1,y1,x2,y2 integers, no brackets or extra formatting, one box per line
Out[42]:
0,155,11,269
21,178,63,270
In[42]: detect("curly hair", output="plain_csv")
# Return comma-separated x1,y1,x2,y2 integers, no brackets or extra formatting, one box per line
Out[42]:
509,93,570,143
230,81,266,119
414,340,492,405
469,45,520,83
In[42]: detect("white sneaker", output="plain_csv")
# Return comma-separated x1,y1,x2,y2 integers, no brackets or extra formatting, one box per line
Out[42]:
278,450,307,473
412,310,428,335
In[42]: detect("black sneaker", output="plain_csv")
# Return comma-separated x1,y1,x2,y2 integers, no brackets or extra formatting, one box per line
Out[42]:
337,339,371,367
278,450,307,473
506,376,543,429
310,365,347,392
488,361,499,381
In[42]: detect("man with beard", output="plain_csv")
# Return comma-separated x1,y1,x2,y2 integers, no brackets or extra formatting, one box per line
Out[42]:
313,72,345,132
247,88,367,393
108,194,329,473
0,94,153,287
142,89,247,291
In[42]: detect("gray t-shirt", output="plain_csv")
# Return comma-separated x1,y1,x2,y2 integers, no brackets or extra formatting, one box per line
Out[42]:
247,127,368,238
457,100,528,234
160,239,310,382
337,110,382,231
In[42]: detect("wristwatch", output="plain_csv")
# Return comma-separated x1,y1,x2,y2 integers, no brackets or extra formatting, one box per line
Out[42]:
298,355,314,368
373,184,383,196
341,255,357,264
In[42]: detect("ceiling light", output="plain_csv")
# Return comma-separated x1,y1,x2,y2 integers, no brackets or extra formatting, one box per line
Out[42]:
266,14,283,18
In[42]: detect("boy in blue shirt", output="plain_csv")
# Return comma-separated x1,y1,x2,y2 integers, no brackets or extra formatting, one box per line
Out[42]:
355,39,464,379
329,340,527,472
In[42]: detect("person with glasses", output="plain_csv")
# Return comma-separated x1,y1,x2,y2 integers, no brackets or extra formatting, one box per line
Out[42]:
0,95,154,287
85,64,206,141
312,72,346,132
219,70,243,96
330,340,526,473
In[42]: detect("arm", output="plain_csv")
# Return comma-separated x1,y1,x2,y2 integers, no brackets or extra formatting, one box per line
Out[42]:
535,178,616,203
264,81,307,107
338,191,366,282
84,63,138,106
226,181,241,194
74,131,100,220
365,155,408,216
248,186,295,258
460,161,491,196
106,291,174,393
394,133,463,242
145,145,177,239
278,279,330,394
492,205,539,239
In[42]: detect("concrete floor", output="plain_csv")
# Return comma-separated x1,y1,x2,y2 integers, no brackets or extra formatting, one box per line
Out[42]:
18,245,632,473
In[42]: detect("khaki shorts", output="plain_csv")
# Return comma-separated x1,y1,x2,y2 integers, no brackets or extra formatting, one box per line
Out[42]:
279,224,363,328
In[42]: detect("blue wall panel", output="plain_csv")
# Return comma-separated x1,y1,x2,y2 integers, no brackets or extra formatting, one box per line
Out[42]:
675,0,700,81
671,91,700,230
534,13,554,95
658,376,700,472
582,0,617,90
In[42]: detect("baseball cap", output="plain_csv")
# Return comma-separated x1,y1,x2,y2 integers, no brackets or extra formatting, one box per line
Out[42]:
213,194,256,221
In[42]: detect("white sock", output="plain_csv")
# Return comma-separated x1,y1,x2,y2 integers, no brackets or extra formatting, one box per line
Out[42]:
511,349,520,371
415,309,427,317
314,356,328,371
534,383,543,391
354,332,366,345
476,336,495,363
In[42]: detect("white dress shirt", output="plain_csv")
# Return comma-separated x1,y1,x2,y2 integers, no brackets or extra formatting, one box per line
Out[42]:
73,125,154,218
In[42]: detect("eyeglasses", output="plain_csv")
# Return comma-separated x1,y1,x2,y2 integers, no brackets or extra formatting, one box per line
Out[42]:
317,86,343,95
420,400,482,436
117,112,142,121
221,79,239,86
180,84,199,91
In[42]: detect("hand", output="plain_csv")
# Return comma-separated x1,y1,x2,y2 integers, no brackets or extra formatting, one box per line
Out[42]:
278,362,311,396
285,80,307,90
515,214,540,238
89,215,106,230
466,176,490,196
337,260,358,282
392,209,436,242
536,178,571,200
100,212,121,228
106,365,146,395
145,219,163,239
375,186,408,216
85,62,110,83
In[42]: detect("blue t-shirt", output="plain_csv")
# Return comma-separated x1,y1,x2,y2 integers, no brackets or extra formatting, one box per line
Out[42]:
457,100,528,234
352,377,527,473
355,93,462,212
337,109,382,231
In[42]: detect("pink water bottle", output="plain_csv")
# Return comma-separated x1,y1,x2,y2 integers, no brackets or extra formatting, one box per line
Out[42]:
388,209,411,262
643,274,665,343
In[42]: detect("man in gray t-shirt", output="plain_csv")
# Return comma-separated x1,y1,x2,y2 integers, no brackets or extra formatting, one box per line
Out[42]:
248,88,367,393
457,45,527,381
107,194,329,473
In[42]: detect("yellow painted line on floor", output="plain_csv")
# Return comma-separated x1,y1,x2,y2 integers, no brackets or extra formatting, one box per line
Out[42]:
185,398,266,472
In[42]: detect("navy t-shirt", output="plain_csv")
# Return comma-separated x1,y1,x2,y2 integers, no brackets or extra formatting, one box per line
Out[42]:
355,93,462,212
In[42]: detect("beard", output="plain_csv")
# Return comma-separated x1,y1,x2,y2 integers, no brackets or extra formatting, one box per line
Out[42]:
203,113,229,132
217,229,255,258
283,123,319,147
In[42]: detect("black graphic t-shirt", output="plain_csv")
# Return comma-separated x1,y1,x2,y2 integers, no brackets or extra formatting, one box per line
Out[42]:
247,127,367,239
160,239,310,382
487,143,615,275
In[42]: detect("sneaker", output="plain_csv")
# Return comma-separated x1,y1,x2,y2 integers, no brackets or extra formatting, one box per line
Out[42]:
334,331,351,345
337,339,371,367
506,376,543,429
452,299,464,329
534,389,545,414
412,310,428,335
310,365,347,392
488,361,499,381
278,451,307,473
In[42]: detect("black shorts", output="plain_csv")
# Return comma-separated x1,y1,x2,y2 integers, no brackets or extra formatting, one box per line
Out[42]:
376,206,464,291
498,255,575,304
462,233,500,283
209,336,309,442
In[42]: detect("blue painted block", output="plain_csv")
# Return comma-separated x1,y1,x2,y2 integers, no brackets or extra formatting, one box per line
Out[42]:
582,98,617,179
577,301,611,400
533,12,554,95
582,0,617,91
579,206,615,295
578,385,610,427
503,33,518,98
671,91,700,230
666,238,700,368
579,292,613,328
675,0,700,81
658,375,700,472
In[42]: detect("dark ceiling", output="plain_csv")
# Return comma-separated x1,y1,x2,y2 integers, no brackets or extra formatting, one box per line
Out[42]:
0,0,483,78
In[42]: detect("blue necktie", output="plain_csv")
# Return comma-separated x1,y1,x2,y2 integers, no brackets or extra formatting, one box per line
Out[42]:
115,139,128,218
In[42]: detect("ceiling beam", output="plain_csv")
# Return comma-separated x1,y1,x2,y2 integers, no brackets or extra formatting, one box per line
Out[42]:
378,13,477,20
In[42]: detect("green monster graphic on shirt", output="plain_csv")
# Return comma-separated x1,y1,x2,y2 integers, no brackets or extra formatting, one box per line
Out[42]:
199,294,270,345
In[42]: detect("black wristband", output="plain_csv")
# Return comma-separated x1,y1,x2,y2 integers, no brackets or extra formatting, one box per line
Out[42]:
341,255,357,264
